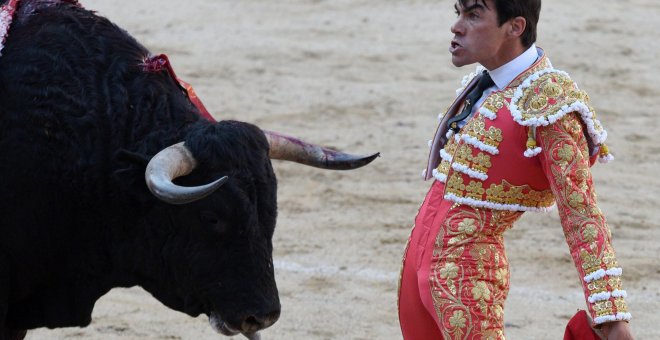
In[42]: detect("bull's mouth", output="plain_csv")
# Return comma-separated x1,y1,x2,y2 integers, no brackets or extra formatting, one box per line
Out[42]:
209,312,261,339
209,312,239,336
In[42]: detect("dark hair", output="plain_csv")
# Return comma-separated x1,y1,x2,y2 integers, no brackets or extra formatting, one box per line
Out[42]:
459,0,541,48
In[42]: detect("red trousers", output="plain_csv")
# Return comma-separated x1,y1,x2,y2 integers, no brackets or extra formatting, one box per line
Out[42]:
399,181,521,339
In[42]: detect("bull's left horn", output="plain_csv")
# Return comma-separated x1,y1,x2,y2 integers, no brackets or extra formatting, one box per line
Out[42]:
145,142,228,204
263,130,379,170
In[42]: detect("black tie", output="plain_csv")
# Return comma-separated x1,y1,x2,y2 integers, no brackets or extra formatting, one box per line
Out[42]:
448,70,495,132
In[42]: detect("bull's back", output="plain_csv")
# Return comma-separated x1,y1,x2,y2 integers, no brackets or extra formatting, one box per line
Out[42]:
0,2,201,194
0,2,200,292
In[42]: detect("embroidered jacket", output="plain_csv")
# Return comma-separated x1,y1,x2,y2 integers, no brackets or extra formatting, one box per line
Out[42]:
425,52,630,324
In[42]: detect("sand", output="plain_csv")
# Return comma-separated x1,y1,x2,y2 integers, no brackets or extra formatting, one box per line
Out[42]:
26,0,660,339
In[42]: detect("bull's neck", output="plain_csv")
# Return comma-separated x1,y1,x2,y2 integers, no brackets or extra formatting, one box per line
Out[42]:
100,210,175,292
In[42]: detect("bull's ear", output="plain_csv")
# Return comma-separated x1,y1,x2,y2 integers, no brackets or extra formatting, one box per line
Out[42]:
113,148,152,184
114,149,151,166
112,149,153,206
113,149,150,185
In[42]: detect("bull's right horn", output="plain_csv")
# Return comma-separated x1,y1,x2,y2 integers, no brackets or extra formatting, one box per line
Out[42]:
263,130,379,170
145,142,228,205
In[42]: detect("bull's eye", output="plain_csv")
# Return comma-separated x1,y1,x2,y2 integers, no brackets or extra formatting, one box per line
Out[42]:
199,210,227,234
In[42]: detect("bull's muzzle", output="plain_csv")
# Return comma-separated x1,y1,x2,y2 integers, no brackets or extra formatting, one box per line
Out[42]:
210,310,279,339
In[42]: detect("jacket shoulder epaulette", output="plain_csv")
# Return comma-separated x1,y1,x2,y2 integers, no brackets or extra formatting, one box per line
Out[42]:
509,68,612,162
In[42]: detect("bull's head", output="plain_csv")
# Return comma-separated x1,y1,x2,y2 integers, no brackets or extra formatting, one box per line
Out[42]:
140,121,377,338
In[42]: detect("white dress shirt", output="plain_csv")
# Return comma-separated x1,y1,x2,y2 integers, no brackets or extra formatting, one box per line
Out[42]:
459,44,541,127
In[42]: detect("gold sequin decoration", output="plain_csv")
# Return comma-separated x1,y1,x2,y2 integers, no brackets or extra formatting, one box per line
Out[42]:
482,93,505,115
580,248,602,275
435,134,460,179
438,159,451,177
450,144,492,177
443,174,555,209
593,300,615,317
615,298,628,313
587,278,608,295
461,114,504,150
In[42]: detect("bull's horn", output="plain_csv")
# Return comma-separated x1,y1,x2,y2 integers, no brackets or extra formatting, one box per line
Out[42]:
263,130,379,170
145,142,228,204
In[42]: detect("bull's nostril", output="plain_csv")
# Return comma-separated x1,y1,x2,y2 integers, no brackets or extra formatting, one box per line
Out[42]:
267,310,281,324
242,311,280,333
245,316,261,326
242,315,264,333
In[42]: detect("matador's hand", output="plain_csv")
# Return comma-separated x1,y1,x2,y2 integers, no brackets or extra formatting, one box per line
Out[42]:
601,321,634,340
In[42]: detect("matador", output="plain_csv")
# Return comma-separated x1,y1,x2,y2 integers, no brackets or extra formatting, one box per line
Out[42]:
397,1,632,339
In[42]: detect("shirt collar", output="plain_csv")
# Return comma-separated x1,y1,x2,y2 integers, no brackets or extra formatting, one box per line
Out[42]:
487,44,540,90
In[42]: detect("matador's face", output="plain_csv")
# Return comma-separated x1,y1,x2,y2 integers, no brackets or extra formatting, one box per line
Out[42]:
449,0,510,70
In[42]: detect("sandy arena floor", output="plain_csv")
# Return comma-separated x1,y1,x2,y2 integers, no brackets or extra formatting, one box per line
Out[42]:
27,0,660,339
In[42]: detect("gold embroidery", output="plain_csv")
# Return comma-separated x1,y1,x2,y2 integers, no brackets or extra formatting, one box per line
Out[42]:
447,174,466,192
465,181,485,200
495,268,508,287
472,153,492,173
557,144,575,166
438,159,451,177
452,144,492,177
519,73,589,121
445,136,459,155
444,179,556,208
490,210,524,234
607,276,623,290
537,113,627,322
593,300,615,317
430,206,513,339
482,93,505,114
462,114,504,149
481,329,504,340
467,115,486,134
587,279,608,295
582,224,598,242
458,218,477,235
603,251,619,268
449,310,467,329
568,190,586,212
507,56,553,89
435,135,459,179
440,262,460,280
543,80,564,97
455,143,472,162
567,88,587,101
471,280,492,309
529,94,549,111
580,248,601,275
614,298,628,313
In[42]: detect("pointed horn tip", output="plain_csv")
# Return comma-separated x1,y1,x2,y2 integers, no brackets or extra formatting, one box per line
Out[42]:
364,152,381,163
333,151,380,170
148,175,230,205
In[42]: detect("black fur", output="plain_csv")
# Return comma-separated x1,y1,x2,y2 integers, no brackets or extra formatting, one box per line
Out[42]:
0,2,279,338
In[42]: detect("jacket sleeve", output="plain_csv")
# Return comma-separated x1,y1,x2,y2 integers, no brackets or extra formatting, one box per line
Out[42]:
536,113,631,325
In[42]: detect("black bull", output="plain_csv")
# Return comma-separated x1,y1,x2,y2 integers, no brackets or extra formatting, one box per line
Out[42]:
0,1,378,339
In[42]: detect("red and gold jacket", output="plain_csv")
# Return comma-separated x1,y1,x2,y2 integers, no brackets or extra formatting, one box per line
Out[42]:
425,52,630,325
